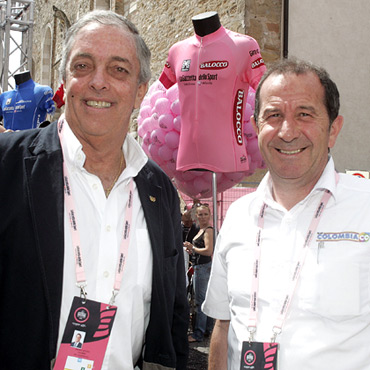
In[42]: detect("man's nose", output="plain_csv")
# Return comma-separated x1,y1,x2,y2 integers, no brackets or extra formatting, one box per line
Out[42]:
89,67,108,91
278,116,299,142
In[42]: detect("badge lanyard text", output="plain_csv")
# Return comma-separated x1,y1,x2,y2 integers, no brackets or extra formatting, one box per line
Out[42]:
248,187,334,342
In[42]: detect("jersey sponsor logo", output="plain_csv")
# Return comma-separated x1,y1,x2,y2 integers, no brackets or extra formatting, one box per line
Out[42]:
316,231,370,242
181,59,191,72
198,73,218,81
179,75,196,82
6,98,12,105
251,57,265,69
249,49,260,57
199,60,229,70
3,106,14,112
233,89,244,146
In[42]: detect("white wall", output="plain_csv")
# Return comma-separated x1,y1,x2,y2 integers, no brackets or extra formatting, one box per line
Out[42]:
288,0,370,172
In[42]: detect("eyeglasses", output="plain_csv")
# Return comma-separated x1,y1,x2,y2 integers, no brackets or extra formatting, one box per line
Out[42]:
195,203,209,208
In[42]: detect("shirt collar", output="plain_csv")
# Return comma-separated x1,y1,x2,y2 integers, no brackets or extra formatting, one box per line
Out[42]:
60,115,148,181
257,156,338,211
193,26,227,47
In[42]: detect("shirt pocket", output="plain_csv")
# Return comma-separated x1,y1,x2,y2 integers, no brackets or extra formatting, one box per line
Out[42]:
298,243,370,320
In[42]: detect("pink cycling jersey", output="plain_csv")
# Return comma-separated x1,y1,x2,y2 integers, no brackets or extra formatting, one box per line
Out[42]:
159,26,266,173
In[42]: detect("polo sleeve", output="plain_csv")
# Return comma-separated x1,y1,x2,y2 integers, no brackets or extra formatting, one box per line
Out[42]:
202,231,231,320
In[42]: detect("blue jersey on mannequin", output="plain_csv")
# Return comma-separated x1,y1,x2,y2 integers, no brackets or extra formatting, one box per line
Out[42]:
0,79,55,130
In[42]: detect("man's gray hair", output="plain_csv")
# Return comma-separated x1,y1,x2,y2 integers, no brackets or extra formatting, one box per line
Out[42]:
59,10,151,85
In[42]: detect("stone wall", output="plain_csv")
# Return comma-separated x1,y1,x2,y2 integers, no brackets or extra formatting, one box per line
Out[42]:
127,0,282,84
32,0,282,89
31,0,282,183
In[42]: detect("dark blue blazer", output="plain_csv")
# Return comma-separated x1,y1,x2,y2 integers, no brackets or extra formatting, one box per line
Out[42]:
0,122,188,369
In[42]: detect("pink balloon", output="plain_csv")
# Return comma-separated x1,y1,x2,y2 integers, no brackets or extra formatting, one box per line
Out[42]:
148,80,165,95
165,131,180,149
172,148,178,161
224,172,245,183
139,105,152,120
173,116,181,132
151,128,166,145
154,97,171,116
143,131,151,146
149,143,163,165
191,171,206,177
175,179,201,199
170,99,181,115
150,90,166,107
137,124,145,138
141,117,152,133
151,115,160,131
158,145,174,161
247,87,256,107
244,103,253,122
247,137,259,156
159,114,174,131
141,97,150,108
181,171,196,181
164,160,177,177
166,84,179,102
193,177,211,195
244,121,257,139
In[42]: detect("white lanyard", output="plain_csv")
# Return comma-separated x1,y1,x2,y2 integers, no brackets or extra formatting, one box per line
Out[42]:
58,117,134,306
248,185,335,342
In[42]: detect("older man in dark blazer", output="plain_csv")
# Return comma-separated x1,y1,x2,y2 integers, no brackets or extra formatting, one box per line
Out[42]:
0,10,188,370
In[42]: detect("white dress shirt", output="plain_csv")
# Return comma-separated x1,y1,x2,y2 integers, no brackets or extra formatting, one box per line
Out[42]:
56,120,153,369
203,158,370,370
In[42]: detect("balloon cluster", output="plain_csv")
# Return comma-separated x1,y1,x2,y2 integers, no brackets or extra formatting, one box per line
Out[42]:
137,81,265,199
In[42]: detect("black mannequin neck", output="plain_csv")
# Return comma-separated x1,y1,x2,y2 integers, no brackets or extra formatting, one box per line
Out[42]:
14,71,32,85
192,11,221,37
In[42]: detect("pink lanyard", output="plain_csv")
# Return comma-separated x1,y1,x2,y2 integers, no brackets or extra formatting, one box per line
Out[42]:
58,118,134,306
248,186,334,342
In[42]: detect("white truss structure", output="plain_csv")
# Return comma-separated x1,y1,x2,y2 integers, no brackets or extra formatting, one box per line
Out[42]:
0,0,34,92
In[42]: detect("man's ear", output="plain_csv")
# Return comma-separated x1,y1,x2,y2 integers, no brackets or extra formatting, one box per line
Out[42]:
328,115,344,149
134,82,148,109
251,115,259,135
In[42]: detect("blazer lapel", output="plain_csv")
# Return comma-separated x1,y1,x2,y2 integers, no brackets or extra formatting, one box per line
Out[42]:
24,123,64,353
135,165,164,266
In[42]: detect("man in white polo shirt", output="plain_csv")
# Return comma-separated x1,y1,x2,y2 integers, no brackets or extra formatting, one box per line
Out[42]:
203,58,370,370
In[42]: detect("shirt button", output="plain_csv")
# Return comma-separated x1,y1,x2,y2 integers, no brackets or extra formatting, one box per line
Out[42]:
92,184,98,190
103,271,109,278
77,153,83,161
106,225,111,232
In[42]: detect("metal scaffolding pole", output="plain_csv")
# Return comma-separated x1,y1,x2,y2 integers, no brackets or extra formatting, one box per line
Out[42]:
0,0,34,92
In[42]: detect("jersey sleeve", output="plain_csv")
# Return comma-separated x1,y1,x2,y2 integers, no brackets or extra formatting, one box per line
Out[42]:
38,87,56,115
241,37,266,90
159,48,177,89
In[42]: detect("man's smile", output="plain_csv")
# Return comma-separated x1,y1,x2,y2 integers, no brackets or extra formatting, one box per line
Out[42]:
86,100,112,108
277,148,304,155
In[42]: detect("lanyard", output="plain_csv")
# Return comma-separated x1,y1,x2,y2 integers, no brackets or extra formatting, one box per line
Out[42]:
248,187,334,342
58,117,134,306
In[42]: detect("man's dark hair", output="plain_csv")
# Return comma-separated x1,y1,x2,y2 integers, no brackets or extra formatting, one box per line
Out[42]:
254,58,340,127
